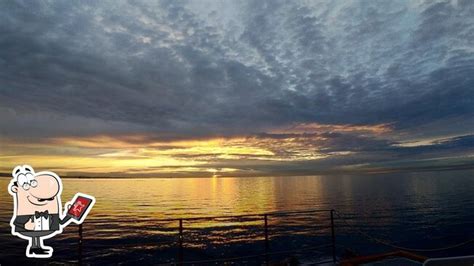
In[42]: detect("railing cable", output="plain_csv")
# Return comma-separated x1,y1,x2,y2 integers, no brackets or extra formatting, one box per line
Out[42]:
334,210,474,252
169,243,332,265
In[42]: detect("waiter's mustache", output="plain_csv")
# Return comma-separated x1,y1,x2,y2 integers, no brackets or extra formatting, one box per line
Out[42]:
36,197,55,202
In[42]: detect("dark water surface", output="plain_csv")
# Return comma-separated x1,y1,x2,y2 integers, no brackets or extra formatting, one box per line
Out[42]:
1,170,473,264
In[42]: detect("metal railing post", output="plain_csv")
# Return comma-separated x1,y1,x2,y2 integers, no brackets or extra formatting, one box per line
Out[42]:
264,214,269,265
330,209,336,264
78,223,83,265
178,219,183,265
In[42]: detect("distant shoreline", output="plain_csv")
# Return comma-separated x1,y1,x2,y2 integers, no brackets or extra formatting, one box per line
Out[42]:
0,164,473,179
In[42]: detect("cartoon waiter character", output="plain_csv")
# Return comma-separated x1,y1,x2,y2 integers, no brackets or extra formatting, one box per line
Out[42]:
8,165,95,258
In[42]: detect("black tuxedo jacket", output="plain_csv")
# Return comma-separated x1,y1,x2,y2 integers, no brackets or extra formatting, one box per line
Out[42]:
13,214,64,232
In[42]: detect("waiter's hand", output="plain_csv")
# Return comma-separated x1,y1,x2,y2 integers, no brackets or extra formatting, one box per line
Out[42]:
24,218,35,230
65,203,72,210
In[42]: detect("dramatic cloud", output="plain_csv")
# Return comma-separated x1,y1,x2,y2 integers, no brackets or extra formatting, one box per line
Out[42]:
0,0,473,176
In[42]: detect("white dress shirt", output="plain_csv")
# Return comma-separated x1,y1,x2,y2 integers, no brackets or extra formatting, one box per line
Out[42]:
33,215,50,231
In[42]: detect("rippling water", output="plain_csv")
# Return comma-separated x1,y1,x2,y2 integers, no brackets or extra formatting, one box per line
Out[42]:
1,170,473,264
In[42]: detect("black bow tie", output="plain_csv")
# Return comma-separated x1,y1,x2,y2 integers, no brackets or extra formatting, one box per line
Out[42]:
34,211,49,219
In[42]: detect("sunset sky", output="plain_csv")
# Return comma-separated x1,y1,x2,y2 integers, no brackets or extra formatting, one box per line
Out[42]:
0,0,473,177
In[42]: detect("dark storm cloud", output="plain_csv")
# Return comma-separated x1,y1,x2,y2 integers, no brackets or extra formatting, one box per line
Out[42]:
392,134,474,156
0,1,473,150
0,1,470,133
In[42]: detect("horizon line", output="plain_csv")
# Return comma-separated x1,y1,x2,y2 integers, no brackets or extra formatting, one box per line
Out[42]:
0,163,472,179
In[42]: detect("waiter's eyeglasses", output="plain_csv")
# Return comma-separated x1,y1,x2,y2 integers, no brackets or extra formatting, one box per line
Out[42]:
22,180,38,190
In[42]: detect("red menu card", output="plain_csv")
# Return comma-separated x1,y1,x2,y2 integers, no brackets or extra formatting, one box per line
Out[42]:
67,195,93,220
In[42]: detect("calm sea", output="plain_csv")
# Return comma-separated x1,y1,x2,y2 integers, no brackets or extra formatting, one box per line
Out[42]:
1,170,473,264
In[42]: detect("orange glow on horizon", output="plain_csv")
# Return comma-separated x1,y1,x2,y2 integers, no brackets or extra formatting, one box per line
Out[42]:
0,122,388,176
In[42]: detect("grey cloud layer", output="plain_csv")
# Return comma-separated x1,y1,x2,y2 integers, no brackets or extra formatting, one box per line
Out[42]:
1,0,473,139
